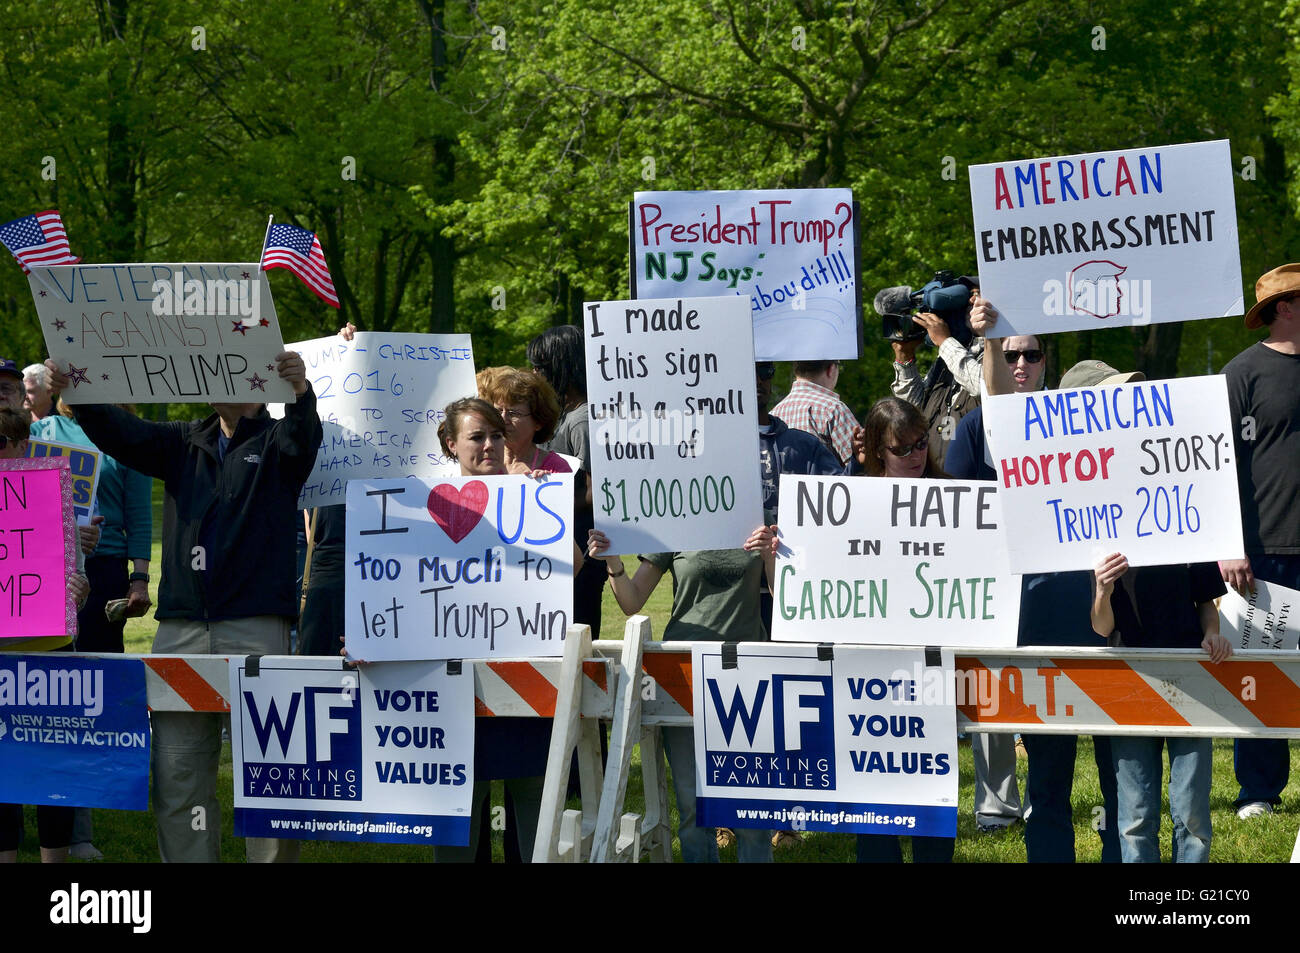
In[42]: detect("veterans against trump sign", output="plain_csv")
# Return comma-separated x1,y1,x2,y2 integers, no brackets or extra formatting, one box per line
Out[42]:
230,657,473,845
0,458,76,644
24,439,99,525
0,656,149,810
772,475,1019,647
969,140,1243,336
693,643,958,837
982,375,1245,573
584,295,763,555
32,262,294,404
346,474,574,661
631,189,859,360
279,332,475,507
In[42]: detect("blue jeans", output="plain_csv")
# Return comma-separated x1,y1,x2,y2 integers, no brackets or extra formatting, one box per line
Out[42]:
1112,736,1212,863
1232,557,1300,808
1021,734,1119,862
661,726,772,863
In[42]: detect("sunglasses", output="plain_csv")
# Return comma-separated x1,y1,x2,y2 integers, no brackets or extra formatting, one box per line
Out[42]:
886,435,928,457
1003,349,1044,364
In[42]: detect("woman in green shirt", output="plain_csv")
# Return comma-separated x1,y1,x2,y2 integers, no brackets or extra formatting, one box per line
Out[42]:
588,523,777,862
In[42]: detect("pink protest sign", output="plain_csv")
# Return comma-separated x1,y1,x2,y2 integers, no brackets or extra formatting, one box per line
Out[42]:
0,458,76,641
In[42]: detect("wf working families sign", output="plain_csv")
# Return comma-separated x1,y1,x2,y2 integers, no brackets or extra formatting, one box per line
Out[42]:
230,657,474,845
631,189,860,360
693,643,958,837
982,375,1245,572
969,140,1243,336
32,262,294,404
345,474,575,661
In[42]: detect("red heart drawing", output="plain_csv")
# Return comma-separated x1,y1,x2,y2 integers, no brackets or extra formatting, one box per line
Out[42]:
426,480,489,543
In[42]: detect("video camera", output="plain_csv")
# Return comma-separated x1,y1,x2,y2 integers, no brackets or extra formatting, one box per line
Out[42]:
875,270,976,345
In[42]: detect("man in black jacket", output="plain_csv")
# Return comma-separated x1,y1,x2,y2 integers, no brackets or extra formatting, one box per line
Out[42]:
46,351,321,862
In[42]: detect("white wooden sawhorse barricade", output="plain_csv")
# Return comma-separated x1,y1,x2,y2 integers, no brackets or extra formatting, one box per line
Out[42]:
93,618,1300,863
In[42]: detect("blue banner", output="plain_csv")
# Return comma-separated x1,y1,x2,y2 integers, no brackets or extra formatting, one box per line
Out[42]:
0,655,150,809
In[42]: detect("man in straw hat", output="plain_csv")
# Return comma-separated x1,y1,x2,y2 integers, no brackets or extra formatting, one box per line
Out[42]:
1220,264,1300,820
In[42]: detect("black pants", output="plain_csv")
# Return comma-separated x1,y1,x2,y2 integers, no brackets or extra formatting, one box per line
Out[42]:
76,556,129,654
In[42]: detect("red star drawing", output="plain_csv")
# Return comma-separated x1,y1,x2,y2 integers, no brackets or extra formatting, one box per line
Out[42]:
51,319,65,330
258,318,269,327
246,373,268,392
66,364,90,387
231,320,249,336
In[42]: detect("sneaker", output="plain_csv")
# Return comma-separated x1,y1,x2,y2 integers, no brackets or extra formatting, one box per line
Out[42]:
976,822,1015,836
70,842,104,861
771,830,802,849
716,827,736,849
1236,801,1274,820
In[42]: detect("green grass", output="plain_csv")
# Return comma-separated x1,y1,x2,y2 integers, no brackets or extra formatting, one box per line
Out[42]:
40,487,1296,862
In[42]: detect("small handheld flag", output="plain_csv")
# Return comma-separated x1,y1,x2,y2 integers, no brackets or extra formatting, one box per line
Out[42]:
260,220,340,308
0,210,80,273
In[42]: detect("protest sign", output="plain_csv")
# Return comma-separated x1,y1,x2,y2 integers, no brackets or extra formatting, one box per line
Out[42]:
631,189,860,360
693,642,958,837
0,458,75,643
25,439,100,525
982,374,1244,572
346,473,574,662
1220,581,1299,652
584,295,763,555
275,332,475,507
230,657,473,845
969,140,1243,336
31,262,294,404
772,475,1019,647
0,655,149,809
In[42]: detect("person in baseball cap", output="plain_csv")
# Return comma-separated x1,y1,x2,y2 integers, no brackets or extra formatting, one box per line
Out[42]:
0,359,23,411
1058,360,1145,389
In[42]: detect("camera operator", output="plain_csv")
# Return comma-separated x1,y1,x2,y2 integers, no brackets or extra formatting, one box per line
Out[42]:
878,274,983,468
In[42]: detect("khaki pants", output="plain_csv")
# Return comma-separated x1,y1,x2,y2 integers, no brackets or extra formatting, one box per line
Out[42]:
151,616,300,863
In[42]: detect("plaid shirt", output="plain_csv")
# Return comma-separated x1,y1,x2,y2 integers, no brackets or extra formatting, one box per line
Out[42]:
771,378,859,465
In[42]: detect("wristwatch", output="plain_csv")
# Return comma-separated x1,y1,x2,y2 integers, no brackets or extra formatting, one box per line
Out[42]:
129,572,150,584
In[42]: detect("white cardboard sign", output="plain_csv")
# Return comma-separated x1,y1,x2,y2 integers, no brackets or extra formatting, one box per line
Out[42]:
229,657,474,845
969,140,1243,337
1219,580,1299,652
693,642,958,837
584,294,764,555
345,473,574,661
772,475,1019,648
631,189,859,361
278,332,475,507
981,375,1245,573
32,263,294,403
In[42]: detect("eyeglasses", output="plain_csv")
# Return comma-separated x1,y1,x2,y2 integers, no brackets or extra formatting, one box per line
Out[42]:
1003,349,1044,365
886,436,928,457
495,407,532,424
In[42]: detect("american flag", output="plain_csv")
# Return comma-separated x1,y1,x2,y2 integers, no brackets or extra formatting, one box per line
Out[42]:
260,221,340,308
0,210,80,273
